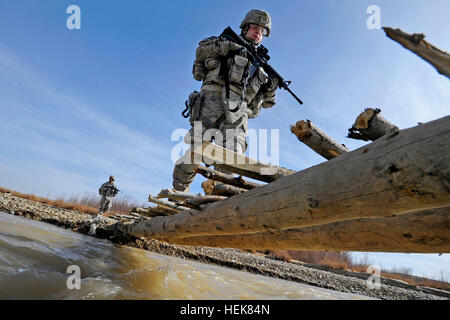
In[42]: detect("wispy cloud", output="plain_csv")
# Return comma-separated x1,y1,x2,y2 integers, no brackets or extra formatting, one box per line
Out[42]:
0,46,175,200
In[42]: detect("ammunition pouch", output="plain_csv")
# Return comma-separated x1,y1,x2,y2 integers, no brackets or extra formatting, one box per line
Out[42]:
193,60,207,81
187,91,204,125
229,55,248,84
204,58,222,82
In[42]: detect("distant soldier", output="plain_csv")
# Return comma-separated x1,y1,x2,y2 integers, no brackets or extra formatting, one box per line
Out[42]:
98,175,119,215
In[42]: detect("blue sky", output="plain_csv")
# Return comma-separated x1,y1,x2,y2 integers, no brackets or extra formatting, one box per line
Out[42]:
0,0,449,280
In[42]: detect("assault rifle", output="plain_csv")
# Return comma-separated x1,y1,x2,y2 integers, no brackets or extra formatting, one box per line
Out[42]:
100,185,122,196
219,26,303,106
114,186,122,194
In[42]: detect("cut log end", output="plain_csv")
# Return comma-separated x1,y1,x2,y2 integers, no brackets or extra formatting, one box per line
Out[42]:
201,180,215,195
348,108,397,142
383,27,426,46
354,108,378,130
291,119,349,159
290,120,311,140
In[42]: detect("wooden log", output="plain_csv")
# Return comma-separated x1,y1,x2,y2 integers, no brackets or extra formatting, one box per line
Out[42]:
184,195,227,207
148,195,190,212
116,214,143,220
132,205,174,217
130,212,144,218
114,116,450,240
290,120,350,159
148,206,177,217
157,189,202,201
383,27,450,79
348,108,399,141
191,142,295,183
195,166,263,190
130,207,151,215
115,211,150,220
201,180,247,197
157,188,226,209
169,208,450,253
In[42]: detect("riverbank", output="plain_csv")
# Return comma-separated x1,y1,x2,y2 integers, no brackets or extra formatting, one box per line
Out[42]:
0,190,448,300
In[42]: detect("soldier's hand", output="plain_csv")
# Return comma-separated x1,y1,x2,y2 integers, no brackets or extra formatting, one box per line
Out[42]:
262,76,278,93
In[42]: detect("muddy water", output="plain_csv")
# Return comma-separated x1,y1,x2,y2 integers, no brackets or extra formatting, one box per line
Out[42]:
0,212,371,300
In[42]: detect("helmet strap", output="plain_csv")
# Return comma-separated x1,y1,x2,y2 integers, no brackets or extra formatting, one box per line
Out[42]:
241,24,250,36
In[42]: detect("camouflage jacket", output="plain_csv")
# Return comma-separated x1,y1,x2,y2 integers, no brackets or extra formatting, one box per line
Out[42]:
98,182,118,197
192,34,277,119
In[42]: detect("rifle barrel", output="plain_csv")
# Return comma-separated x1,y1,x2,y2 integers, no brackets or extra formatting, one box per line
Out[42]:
285,86,303,105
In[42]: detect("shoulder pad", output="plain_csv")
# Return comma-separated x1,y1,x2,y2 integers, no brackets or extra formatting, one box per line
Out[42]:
198,36,218,46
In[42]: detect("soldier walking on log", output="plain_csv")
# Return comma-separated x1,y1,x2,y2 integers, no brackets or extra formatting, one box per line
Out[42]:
172,9,279,192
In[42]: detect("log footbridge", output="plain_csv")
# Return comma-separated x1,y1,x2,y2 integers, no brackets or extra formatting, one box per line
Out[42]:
117,28,449,254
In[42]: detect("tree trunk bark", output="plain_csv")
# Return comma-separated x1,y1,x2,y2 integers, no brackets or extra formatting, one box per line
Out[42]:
195,166,263,190
383,27,450,79
290,120,350,159
169,208,450,253
113,116,450,241
348,108,399,141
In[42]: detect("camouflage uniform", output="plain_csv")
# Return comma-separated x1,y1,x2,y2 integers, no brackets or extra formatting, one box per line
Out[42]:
98,181,118,214
173,9,278,192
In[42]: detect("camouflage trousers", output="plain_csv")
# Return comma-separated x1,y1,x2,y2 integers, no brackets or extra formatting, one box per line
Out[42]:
98,195,113,214
172,89,248,192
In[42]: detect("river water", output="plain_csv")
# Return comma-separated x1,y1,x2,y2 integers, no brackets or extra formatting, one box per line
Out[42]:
0,212,372,300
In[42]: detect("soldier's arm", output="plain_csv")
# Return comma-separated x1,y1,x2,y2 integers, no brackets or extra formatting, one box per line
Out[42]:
99,183,106,195
246,77,278,118
260,76,278,109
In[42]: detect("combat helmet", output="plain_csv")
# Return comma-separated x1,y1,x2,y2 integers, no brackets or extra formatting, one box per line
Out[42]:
240,9,272,36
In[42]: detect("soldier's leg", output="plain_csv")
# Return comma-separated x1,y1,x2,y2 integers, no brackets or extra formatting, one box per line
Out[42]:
172,148,198,192
214,113,248,177
172,90,225,192
105,198,112,213
220,113,248,155
98,197,106,215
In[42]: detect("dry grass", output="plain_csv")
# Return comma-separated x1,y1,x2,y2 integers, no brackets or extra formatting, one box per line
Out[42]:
0,185,145,216
261,249,449,291
379,268,450,291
